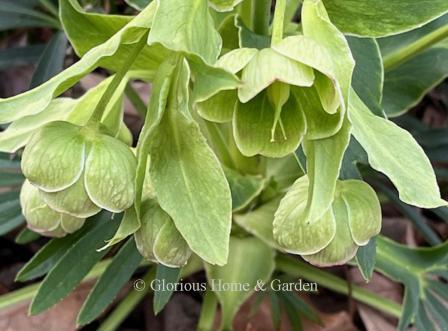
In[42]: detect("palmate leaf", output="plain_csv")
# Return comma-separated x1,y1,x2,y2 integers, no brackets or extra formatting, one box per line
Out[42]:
375,237,448,331
322,0,448,37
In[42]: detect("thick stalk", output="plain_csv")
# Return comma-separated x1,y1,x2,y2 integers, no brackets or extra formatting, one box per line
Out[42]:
383,24,448,71
271,0,286,45
87,35,147,125
276,255,402,318
252,0,272,36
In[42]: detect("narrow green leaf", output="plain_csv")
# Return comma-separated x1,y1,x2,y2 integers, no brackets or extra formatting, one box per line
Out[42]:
15,227,40,244
100,207,139,250
16,220,97,282
382,48,448,117
29,212,121,315
0,1,58,30
0,45,45,70
77,238,142,326
377,183,441,245
0,191,24,236
355,237,377,282
30,32,67,88
153,265,181,315
347,36,384,116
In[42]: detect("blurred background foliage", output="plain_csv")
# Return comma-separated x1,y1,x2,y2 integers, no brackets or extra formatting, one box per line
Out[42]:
0,1,447,330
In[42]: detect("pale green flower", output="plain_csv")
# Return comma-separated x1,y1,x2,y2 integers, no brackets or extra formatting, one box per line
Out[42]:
20,180,85,238
21,121,137,217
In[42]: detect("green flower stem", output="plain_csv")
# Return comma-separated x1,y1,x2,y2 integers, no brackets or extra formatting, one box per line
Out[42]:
271,0,286,45
197,290,218,331
383,24,448,71
97,257,203,331
124,83,147,119
88,34,147,125
276,255,402,319
252,0,272,36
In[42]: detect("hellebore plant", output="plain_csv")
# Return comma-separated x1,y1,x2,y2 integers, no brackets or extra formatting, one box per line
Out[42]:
0,0,448,330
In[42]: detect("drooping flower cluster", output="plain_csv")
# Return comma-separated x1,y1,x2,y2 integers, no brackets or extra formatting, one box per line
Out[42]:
20,121,136,237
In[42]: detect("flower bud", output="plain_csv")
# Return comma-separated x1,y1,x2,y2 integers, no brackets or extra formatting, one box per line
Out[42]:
134,200,191,267
20,180,85,237
21,121,137,217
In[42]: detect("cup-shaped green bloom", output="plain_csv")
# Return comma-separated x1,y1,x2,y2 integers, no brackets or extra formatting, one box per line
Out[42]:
196,43,348,158
274,177,381,266
21,121,137,217
134,199,192,268
20,180,85,237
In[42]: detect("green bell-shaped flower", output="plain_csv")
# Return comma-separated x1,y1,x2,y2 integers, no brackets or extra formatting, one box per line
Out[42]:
20,180,85,237
196,0,354,158
21,121,137,217
273,176,381,266
134,199,192,268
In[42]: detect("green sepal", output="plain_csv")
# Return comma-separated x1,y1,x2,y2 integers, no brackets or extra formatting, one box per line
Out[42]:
302,196,357,266
339,180,382,246
273,176,336,254
22,121,86,193
233,92,306,158
40,175,101,218
84,134,136,213
238,48,314,103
